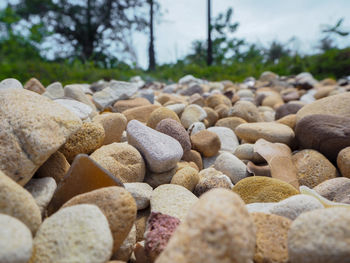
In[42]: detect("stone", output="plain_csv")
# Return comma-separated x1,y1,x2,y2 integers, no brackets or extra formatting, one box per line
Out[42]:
0,89,82,185
43,82,64,99
60,122,105,163
127,120,183,173
24,77,45,94
207,127,239,153
165,103,186,116
270,194,324,220
62,187,136,253
233,176,299,204
114,97,151,112
93,80,139,110
214,103,230,118
135,208,150,242
214,152,247,183
31,204,113,263
313,177,350,204
276,114,297,129
145,212,181,261
0,170,41,235
237,89,254,98
179,74,203,85
288,207,350,263
292,149,337,188
188,121,206,136
180,84,204,96
144,167,177,188
203,107,218,126
295,72,318,89
182,150,203,170
139,89,155,103
24,177,57,215
156,118,191,152
150,184,198,221
295,114,350,161
170,166,199,191
156,189,256,263
147,107,181,129
206,94,231,109
124,182,153,210
190,130,221,157
228,101,262,122
188,93,205,106
337,147,350,178
194,172,233,197
235,122,295,146
215,116,247,132
234,143,265,163
123,105,160,123
252,212,292,263
112,224,136,261
300,89,316,103
0,214,33,263
36,151,70,183
47,154,123,215
64,84,97,111
202,151,224,168
246,202,275,214
0,78,23,90
93,113,127,145
259,71,278,82
181,104,207,128
90,142,146,183
55,98,93,120
275,102,303,120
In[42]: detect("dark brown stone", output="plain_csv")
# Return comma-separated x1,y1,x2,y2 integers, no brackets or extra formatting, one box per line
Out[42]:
275,103,303,120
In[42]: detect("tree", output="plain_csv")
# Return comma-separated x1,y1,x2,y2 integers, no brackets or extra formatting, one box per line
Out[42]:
207,0,212,66
148,0,156,71
13,0,149,62
265,40,290,64
317,18,349,52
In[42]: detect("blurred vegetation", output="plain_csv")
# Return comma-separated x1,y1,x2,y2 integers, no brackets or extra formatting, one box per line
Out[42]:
0,3,349,86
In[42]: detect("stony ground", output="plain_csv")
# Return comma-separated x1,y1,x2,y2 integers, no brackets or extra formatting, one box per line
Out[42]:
1,72,350,263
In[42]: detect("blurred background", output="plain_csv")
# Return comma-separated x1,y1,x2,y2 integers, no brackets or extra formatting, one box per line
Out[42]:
0,0,349,85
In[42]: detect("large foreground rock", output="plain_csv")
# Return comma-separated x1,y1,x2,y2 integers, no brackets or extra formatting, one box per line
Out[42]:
0,89,82,185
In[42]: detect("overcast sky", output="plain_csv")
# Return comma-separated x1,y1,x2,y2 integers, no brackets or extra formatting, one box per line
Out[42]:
134,0,350,68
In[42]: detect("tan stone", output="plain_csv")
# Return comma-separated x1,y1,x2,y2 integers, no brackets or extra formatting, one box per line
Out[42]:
171,166,199,191
215,116,247,132
182,150,203,170
147,107,181,129
276,114,297,129
337,147,350,178
135,209,150,242
191,130,221,157
123,105,160,123
203,107,218,127
24,77,45,94
36,151,70,183
228,101,262,122
114,97,151,112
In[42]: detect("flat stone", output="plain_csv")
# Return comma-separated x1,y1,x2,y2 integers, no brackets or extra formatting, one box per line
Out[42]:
213,151,247,183
207,127,239,153
55,98,93,120
125,182,153,210
127,120,183,173
93,113,127,145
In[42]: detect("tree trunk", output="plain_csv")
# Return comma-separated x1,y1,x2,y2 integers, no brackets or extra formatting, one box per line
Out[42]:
207,0,213,66
148,0,156,71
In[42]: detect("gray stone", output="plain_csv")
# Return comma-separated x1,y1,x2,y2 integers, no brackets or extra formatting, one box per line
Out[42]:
214,152,247,184
139,89,155,103
246,202,275,214
0,78,23,90
43,82,64,99
64,84,97,110
208,127,239,153
124,182,153,210
188,122,206,136
55,98,93,120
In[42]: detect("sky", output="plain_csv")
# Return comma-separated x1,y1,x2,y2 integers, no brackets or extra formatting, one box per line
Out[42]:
134,0,350,68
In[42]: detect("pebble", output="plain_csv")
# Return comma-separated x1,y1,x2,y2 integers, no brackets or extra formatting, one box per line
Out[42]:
0,78,23,89
170,166,199,191
36,151,70,183
55,98,94,120
190,130,221,157
213,151,247,183
147,107,181,129
313,177,350,204
64,84,97,111
31,204,113,263
228,100,262,122
207,126,239,153
203,106,219,126
144,167,177,188
156,189,256,263
182,150,203,170
150,184,198,221
165,103,186,115
92,113,127,145
215,116,247,131
24,77,45,94
181,104,207,128
234,143,265,163
275,102,303,119
122,104,160,123
337,146,350,178
194,171,233,196
114,97,151,112
43,81,64,99
124,182,153,210
188,121,206,136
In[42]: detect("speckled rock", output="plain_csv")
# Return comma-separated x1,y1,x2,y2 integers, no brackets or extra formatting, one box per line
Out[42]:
93,113,127,145
31,204,113,263
0,171,41,234
114,97,151,112
233,176,299,204
194,171,233,196
147,107,181,129
0,89,82,185
0,214,33,263
124,182,153,210
215,116,247,132
191,130,221,157
123,105,160,123
24,177,57,215
234,143,265,163
188,122,206,136
181,104,207,129
214,152,247,184
288,207,350,263
112,224,137,261
235,122,295,146
156,118,191,152
228,101,262,122
145,212,181,261
24,77,45,94
156,189,256,263
207,127,239,153
128,120,183,173
292,149,337,188
314,177,350,204
60,122,105,163
150,184,198,221
337,147,350,178
36,151,70,183
90,142,145,183
170,166,199,191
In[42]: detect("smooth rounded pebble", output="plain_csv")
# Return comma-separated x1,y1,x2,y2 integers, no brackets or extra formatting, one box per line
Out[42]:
207,127,239,153
288,207,350,263
36,151,70,183
124,182,153,210
181,104,207,128
93,113,127,145
213,151,247,183
147,107,181,129
234,143,265,163
155,189,256,263
215,116,247,132
0,214,33,263
191,130,221,157
31,204,113,263
337,147,350,178
313,177,350,204
228,101,262,122
188,122,206,136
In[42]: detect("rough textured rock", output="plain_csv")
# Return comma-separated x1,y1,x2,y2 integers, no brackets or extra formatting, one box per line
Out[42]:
194,172,233,196
150,184,198,221
0,89,82,185
147,107,181,129
215,116,247,132
127,120,183,173
314,177,350,204
292,149,337,188
235,122,295,146
228,101,262,122
156,118,191,152
0,214,33,263
181,104,207,128
207,127,239,153
114,97,151,112
288,207,350,263
90,142,145,183
124,182,153,210
252,212,292,263
93,113,127,145
295,114,350,161
24,177,57,215
191,130,221,157
122,105,160,123
24,77,45,94
36,151,70,183
156,189,256,263
233,176,299,204
213,152,247,184
170,166,199,191
31,204,113,263
337,147,350,178
60,122,105,163
0,170,41,234
182,150,203,170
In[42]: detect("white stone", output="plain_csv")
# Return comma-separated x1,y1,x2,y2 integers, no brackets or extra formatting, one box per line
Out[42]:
43,82,64,99
214,152,247,184
55,98,93,120
208,127,239,153
0,78,23,90
188,122,206,136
